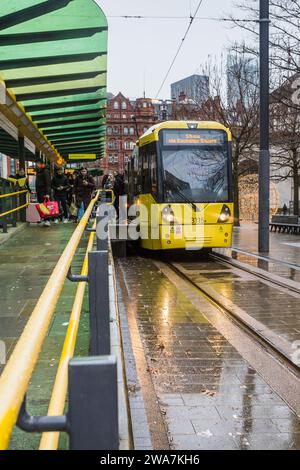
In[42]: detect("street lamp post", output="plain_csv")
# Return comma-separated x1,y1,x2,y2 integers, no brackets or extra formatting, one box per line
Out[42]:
258,0,270,252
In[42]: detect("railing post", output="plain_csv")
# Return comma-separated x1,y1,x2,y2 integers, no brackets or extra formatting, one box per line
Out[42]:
96,210,108,251
68,356,118,450
88,251,110,355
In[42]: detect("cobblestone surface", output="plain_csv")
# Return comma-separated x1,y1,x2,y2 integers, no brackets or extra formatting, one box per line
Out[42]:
119,255,300,450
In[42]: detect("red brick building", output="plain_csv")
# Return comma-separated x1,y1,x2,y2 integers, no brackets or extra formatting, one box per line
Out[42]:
101,93,156,175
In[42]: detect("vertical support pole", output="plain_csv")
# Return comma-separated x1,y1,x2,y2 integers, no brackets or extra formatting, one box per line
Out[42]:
88,251,110,355
18,135,25,171
259,0,270,253
18,134,26,222
68,356,119,450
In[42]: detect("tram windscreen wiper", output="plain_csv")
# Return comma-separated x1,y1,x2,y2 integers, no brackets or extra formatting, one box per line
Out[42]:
165,180,198,212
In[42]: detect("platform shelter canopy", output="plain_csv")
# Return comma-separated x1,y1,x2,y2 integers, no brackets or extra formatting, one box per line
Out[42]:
0,0,108,163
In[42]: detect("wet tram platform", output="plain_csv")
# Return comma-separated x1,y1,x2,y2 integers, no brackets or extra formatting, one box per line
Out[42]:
0,224,89,449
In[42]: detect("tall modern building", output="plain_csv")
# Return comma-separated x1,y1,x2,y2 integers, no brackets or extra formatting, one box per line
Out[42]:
227,54,259,107
171,74,209,104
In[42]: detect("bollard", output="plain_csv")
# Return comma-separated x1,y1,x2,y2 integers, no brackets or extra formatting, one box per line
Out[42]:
88,251,110,355
68,356,119,450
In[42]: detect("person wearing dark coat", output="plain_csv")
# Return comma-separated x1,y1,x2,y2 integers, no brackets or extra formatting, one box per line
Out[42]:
74,168,96,211
102,173,109,189
113,172,125,217
51,168,70,221
35,160,51,203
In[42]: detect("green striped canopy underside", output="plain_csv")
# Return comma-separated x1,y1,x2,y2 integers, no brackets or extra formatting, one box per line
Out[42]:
0,0,107,162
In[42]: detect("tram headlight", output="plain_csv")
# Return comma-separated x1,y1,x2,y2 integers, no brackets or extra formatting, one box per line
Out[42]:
162,205,175,224
218,205,231,223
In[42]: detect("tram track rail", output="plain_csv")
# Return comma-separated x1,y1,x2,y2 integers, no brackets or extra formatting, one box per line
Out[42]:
163,258,300,378
152,256,300,416
231,247,300,272
210,251,300,296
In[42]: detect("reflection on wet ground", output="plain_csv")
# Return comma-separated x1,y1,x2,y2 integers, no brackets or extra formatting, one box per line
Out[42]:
223,224,300,282
119,256,300,450
220,248,300,283
179,261,300,347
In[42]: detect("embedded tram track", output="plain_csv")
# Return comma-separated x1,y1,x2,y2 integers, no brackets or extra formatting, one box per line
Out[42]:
164,258,300,376
211,251,300,296
152,255,300,416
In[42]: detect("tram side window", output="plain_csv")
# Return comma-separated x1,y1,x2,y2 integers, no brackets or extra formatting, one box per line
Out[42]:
150,151,158,196
137,151,143,194
133,154,138,195
142,151,151,193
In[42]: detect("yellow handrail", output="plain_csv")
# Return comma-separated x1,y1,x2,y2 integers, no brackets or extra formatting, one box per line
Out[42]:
0,190,29,218
39,221,96,450
99,189,114,205
0,191,99,450
0,190,28,199
0,202,29,219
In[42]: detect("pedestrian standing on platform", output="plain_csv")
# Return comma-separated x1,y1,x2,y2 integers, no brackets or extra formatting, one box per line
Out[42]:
67,172,76,205
102,173,109,189
35,159,51,227
74,167,96,213
113,172,125,218
51,168,70,223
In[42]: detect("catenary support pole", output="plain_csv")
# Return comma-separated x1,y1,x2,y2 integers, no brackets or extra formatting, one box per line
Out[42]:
18,134,26,222
259,0,270,252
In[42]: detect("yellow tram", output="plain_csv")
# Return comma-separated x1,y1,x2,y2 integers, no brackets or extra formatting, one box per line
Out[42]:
127,121,234,251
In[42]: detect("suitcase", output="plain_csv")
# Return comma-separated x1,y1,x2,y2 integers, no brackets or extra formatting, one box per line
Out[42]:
26,203,42,223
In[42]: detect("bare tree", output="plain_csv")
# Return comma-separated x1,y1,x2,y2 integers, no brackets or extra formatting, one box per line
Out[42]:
232,1,300,78
271,81,300,215
232,1,300,215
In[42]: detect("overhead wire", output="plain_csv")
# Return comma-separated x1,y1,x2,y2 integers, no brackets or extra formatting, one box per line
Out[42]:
155,0,205,98
107,15,259,23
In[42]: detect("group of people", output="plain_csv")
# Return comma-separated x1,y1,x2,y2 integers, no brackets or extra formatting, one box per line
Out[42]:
35,160,95,226
10,162,126,226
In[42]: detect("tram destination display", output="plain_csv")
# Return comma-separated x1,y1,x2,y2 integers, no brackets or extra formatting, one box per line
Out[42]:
163,129,226,146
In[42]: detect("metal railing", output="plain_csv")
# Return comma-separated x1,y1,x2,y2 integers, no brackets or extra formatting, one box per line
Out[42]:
0,191,119,450
0,189,29,232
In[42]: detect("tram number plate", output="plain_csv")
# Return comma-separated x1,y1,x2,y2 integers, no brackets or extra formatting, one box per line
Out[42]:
170,225,182,235
192,217,204,225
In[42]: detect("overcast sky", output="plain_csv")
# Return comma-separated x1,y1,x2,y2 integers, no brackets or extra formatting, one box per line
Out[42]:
96,0,250,100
